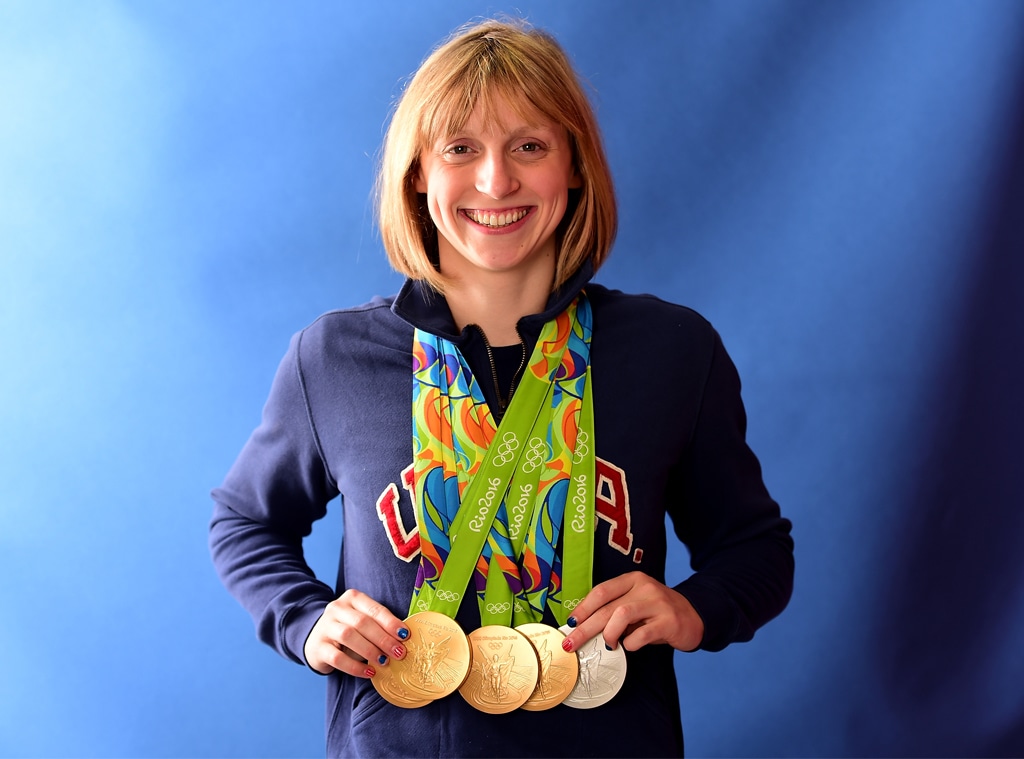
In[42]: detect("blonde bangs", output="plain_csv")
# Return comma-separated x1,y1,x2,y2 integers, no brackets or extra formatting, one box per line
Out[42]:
417,47,569,151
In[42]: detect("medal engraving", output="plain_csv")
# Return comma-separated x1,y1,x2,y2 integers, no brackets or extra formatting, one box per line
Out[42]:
558,625,626,709
371,669,434,709
458,626,540,714
373,611,470,707
516,623,579,711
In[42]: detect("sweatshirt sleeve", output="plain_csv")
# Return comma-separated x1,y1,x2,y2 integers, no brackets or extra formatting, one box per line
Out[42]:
671,329,794,652
209,330,340,666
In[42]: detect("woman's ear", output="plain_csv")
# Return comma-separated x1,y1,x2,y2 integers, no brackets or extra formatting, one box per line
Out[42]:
414,166,427,194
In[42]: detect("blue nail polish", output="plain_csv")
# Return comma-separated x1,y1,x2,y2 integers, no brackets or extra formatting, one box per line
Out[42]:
377,654,388,665
567,616,577,628
605,643,614,651
397,627,410,640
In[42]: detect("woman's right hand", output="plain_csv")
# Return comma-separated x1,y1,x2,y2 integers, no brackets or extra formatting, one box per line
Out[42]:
303,589,410,677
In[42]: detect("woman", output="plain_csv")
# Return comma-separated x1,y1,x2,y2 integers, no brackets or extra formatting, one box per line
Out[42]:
211,18,793,758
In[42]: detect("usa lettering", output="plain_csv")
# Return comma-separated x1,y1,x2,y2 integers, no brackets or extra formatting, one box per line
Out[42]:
376,457,635,560
595,459,633,555
375,463,420,561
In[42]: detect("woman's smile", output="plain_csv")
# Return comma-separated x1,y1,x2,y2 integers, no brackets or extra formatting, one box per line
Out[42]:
462,207,531,230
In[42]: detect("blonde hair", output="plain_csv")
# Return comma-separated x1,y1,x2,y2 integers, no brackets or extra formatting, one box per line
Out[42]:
377,18,617,293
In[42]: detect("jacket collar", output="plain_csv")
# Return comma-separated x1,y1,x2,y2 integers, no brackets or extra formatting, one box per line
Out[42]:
392,261,595,344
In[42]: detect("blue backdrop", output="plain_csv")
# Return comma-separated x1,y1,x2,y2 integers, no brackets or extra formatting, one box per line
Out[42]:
2,1,1022,756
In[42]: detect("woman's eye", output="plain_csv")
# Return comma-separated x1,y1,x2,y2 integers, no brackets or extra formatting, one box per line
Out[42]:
446,144,472,156
517,142,542,153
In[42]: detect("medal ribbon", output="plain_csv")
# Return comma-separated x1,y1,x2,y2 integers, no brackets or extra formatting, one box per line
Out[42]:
410,295,594,626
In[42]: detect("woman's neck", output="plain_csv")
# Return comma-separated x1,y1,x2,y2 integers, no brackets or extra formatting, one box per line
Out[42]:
444,270,552,346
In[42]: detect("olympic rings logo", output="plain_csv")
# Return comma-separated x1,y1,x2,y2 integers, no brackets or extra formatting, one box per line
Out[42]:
563,598,581,611
492,431,520,466
572,431,590,464
485,602,511,615
436,589,461,603
523,437,547,473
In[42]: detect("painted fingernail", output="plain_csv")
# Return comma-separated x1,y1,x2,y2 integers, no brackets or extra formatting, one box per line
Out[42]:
364,667,376,678
562,638,574,653
392,645,405,659
605,643,615,651
397,627,410,640
567,616,577,628
377,654,388,665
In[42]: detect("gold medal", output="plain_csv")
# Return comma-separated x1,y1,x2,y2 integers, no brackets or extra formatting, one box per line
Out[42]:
458,626,540,714
372,611,471,707
515,623,580,711
370,667,434,709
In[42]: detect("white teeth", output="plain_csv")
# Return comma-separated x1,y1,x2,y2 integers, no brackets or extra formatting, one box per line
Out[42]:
468,209,526,228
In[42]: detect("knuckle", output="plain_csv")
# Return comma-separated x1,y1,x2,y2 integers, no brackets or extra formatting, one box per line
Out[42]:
610,602,638,626
587,585,610,607
324,597,344,613
610,601,630,619
338,588,362,604
330,592,358,614
335,625,359,647
330,651,358,675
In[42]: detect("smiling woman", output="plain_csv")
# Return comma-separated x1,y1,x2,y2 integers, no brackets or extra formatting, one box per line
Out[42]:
378,20,616,297
210,17,793,759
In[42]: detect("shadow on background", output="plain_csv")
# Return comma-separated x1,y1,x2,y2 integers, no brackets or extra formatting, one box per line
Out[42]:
873,55,1024,757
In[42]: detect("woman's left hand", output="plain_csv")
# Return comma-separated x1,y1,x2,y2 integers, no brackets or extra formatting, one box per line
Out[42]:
560,571,705,654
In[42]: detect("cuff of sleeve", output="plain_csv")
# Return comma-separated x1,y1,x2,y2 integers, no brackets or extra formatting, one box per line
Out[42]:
282,600,331,672
674,576,740,653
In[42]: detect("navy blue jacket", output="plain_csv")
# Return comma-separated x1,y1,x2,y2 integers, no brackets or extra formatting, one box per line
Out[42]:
210,264,794,757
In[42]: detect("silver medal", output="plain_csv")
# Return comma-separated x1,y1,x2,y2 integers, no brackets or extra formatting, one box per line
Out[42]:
558,625,627,709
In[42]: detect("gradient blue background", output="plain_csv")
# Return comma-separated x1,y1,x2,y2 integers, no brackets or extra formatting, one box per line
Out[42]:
2,1,1022,756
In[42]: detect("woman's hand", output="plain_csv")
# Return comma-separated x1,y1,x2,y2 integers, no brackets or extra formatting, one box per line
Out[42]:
560,572,705,654
303,589,410,677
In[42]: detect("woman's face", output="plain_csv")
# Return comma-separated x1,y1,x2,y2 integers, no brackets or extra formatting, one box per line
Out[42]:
415,95,580,287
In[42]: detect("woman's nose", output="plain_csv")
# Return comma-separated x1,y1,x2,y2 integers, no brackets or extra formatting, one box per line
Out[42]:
476,152,518,198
